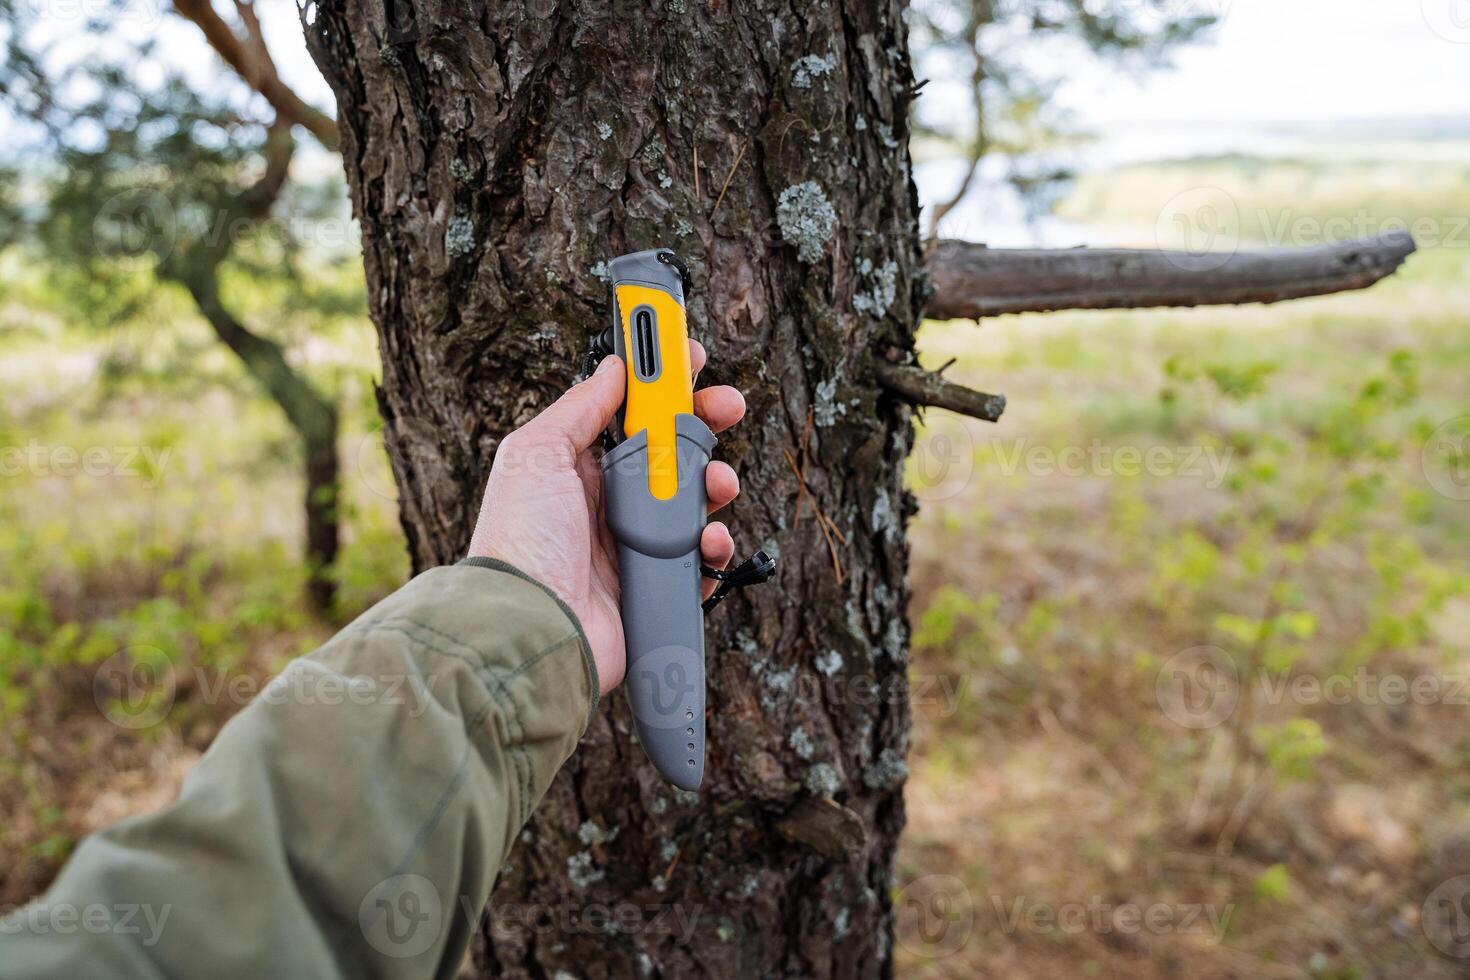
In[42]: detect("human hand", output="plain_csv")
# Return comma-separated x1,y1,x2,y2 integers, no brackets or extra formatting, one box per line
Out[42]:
467,342,745,694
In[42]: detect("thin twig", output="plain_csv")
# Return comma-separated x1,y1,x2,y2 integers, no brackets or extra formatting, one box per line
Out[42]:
822,513,848,547
785,407,846,563
789,409,848,548
791,408,815,534
709,140,747,220
784,448,845,586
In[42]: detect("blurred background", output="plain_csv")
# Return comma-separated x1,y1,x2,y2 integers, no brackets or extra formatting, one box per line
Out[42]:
2,1,1468,977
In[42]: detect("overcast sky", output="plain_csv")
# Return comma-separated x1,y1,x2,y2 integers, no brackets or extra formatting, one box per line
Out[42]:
1060,0,1470,124
243,0,1470,129
5,0,1466,166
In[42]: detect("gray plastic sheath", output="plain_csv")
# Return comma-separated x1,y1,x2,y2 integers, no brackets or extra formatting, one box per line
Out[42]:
604,249,711,790
602,421,714,790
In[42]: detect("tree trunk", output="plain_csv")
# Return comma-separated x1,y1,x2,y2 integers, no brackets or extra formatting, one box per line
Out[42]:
306,1,924,975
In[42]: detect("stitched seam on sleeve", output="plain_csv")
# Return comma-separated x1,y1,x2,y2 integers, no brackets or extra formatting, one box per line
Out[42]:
337,616,589,815
353,615,587,732
454,558,600,721
372,620,585,819
364,615,580,681
482,685,530,825
337,622,533,813
461,697,530,827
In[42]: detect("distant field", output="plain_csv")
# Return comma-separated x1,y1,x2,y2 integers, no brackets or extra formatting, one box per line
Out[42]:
1061,153,1470,253
2,152,1468,978
897,154,1470,978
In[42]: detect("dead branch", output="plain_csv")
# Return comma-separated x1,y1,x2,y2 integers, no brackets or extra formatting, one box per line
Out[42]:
874,361,1006,423
172,0,340,151
925,232,1417,320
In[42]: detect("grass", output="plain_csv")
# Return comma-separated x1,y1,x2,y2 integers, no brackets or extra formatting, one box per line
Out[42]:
0,254,406,902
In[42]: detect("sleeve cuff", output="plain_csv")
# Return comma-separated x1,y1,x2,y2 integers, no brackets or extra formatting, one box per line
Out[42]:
456,557,600,725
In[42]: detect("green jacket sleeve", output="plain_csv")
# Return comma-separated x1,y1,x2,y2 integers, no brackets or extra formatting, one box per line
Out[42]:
0,559,598,979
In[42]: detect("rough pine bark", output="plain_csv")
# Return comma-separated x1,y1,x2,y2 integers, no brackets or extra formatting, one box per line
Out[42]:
305,1,926,974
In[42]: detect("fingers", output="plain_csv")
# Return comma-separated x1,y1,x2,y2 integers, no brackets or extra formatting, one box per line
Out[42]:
689,339,706,379
706,460,739,515
525,333,738,451
700,521,735,600
694,385,745,435
685,338,743,434
528,355,626,451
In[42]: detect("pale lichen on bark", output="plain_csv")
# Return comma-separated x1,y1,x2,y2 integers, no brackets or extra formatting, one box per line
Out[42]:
776,180,838,263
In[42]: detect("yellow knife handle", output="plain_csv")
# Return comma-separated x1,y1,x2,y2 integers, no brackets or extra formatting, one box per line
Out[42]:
613,283,694,500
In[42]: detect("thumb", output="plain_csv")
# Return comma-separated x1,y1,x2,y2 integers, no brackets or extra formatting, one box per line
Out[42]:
533,354,626,450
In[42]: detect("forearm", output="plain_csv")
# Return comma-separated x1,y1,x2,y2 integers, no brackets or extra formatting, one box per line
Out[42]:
0,561,597,980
